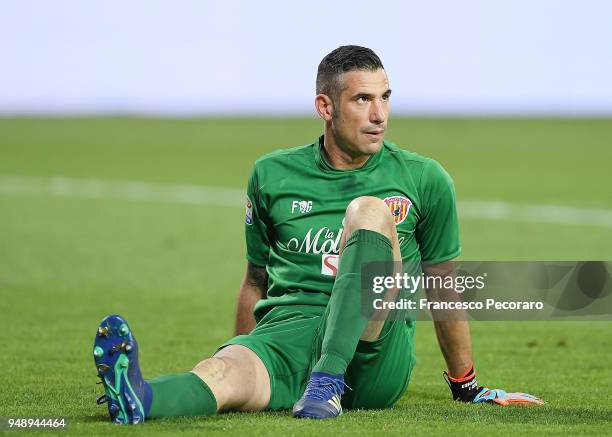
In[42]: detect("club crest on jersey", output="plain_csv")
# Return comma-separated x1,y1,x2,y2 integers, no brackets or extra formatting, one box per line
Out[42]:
384,196,412,225
245,196,253,225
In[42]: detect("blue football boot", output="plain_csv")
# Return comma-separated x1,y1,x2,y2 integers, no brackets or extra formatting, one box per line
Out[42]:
93,315,152,424
293,372,346,419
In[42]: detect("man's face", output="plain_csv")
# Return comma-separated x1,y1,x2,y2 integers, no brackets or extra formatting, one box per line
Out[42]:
330,68,391,157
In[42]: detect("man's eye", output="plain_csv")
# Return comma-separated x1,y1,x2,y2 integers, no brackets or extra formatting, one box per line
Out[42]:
357,96,369,103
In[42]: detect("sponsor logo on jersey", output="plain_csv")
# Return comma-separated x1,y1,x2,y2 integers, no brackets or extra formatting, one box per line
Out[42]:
245,196,253,225
287,226,343,254
384,195,412,225
291,200,313,214
321,254,339,276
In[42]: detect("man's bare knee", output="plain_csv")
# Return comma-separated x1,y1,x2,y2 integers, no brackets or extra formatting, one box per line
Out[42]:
344,196,395,239
342,196,401,263
191,345,270,412
191,356,232,412
192,356,228,386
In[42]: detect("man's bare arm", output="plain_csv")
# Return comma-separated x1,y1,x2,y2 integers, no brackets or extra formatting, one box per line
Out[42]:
423,260,473,377
423,260,544,404
234,262,268,335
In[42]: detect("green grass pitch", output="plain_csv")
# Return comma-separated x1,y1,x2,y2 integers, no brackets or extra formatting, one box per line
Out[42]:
0,117,611,435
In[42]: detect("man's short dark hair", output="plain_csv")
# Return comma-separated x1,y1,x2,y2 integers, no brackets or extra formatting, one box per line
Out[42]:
316,45,384,104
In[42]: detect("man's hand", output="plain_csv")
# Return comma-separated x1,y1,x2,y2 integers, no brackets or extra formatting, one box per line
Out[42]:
444,365,544,405
470,388,544,406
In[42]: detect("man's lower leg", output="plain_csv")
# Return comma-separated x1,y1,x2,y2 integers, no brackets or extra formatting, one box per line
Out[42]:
312,228,394,375
294,198,397,419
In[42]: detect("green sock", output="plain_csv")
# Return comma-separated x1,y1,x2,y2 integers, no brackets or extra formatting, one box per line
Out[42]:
147,372,217,418
312,229,394,375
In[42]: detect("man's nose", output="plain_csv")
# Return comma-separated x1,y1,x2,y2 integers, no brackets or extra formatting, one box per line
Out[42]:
370,99,386,124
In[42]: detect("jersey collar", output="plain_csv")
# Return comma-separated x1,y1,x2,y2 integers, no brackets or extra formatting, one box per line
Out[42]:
314,135,384,173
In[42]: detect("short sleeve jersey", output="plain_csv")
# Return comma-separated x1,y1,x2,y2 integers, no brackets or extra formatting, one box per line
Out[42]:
245,136,460,320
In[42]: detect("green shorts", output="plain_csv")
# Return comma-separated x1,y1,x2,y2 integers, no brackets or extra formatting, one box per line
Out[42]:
221,304,416,411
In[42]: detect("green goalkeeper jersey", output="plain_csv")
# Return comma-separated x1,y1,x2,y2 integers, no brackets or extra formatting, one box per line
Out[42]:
245,135,461,321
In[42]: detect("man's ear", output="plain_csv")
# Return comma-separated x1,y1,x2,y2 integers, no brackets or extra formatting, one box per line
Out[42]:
315,94,334,122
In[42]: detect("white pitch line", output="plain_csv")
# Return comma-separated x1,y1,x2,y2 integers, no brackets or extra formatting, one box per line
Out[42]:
1,175,612,228
0,174,243,207
458,200,612,228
